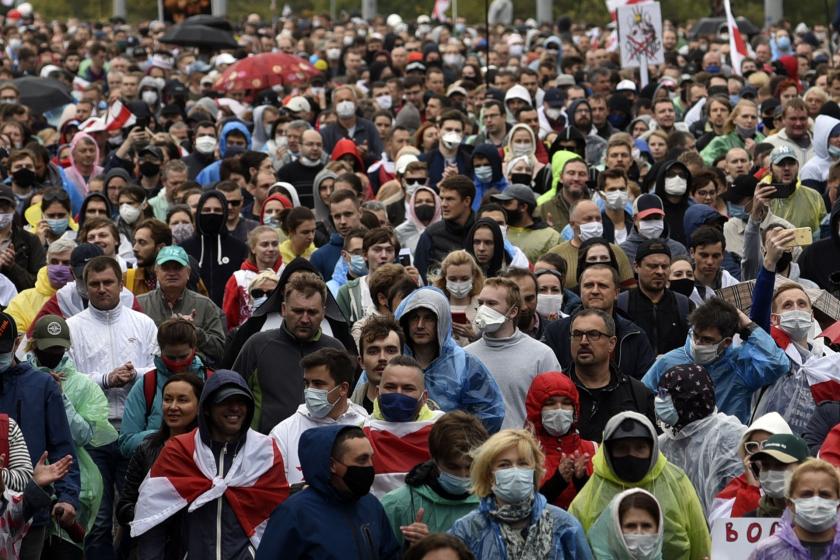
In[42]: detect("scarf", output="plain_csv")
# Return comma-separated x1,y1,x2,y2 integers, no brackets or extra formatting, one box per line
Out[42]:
494,503,555,560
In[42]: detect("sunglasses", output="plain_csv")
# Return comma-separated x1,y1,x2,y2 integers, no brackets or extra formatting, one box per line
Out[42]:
744,441,762,455
227,199,243,207
250,289,271,299
42,190,69,203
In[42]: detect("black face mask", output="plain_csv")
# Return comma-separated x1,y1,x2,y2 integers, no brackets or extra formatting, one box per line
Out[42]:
414,204,435,223
340,465,375,498
669,278,695,298
139,161,160,177
609,455,650,483
198,212,225,235
34,348,64,370
12,168,36,188
776,251,793,273
510,173,532,186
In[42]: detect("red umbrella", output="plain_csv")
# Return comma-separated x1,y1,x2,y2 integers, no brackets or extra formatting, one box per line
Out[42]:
213,52,321,92
820,320,840,344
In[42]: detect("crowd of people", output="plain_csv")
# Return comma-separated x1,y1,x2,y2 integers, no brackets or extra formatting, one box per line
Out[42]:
1,3,840,559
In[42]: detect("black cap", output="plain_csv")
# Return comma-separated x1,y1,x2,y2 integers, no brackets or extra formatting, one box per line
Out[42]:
212,385,251,405
70,243,104,276
139,146,163,160
543,87,565,108
609,418,651,441
0,185,14,205
0,312,17,353
723,174,759,202
635,239,672,264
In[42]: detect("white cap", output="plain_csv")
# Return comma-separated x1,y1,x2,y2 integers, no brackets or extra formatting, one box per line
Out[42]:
395,154,419,175
214,53,237,67
616,79,637,92
285,96,311,113
386,14,403,28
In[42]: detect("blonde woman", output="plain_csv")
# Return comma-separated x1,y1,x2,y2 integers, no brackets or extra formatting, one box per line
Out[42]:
701,99,764,165
642,129,669,162
449,429,592,559
434,250,484,347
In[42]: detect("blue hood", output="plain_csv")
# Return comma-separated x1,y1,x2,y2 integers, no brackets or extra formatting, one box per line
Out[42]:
219,120,252,157
197,369,255,445
298,424,355,500
683,203,725,241
472,143,504,183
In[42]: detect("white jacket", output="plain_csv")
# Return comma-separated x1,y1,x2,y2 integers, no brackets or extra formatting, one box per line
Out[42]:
269,402,368,485
67,303,159,428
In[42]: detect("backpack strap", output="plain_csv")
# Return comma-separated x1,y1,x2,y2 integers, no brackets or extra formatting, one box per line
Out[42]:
143,370,157,419
0,413,8,463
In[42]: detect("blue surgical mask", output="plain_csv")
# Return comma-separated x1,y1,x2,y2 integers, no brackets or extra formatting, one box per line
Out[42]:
46,217,69,235
829,145,840,159
654,393,680,426
777,36,791,51
492,467,534,504
728,202,748,221
438,470,472,495
705,64,721,74
729,94,740,106
349,254,368,277
304,386,339,418
378,392,420,422
474,165,493,183
0,352,13,372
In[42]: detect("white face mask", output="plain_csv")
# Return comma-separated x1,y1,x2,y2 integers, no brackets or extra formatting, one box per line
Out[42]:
690,338,722,365
446,279,473,299
778,310,812,341
0,212,13,229
793,496,840,533
512,143,532,157
541,407,573,436
474,165,493,183
441,131,463,150
604,190,628,211
335,100,356,118
473,304,508,335
119,203,142,225
546,108,563,121
759,468,788,499
637,219,664,239
663,176,687,196
578,221,603,241
141,90,158,105
623,533,660,559
194,135,217,155
375,94,392,110
326,48,341,60
536,293,564,318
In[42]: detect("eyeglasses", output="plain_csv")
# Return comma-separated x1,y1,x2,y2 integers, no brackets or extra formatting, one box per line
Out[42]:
42,190,69,203
250,289,271,299
571,329,609,341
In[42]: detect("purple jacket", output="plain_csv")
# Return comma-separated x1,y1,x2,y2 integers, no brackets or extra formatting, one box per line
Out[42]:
748,511,840,560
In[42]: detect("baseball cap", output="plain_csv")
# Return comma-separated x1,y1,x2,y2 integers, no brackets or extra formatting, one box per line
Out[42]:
156,245,189,267
616,79,637,93
0,312,15,353
543,88,565,108
446,84,467,98
285,96,311,113
139,145,163,161
770,145,799,165
212,385,251,405
406,61,426,73
723,174,759,202
32,314,71,350
555,74,576,87
635,239,671,264
0,185,14,205
395,154,419,175
491,184,537,207
752,434,809,464
70,243,104,277
214,53,236,67
633,193,666,219
608,418,651,441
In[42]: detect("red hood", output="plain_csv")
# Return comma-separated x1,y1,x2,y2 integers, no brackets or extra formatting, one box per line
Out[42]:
330,138,364,172
778,56,802,91
526,371,580,434
259,193,292,224
821,425,840,468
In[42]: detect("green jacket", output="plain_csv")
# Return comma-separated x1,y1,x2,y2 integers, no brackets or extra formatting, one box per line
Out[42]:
148,191,170,222
536,150,584,205
700,131,765,166
507,222,562,263
380,461,479,546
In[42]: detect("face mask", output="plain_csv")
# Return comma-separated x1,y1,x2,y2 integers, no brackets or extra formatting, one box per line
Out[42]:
194,135,217,154
441,131,462,150
405,180,425,199
304,386,339,418
161,350,196,373
777,36,791,50
492,467,534,504
443,54,463,67
691,338,722,365
299,155,322,168
349,254,368,277
474,165,493,183
829,145,840,159
171,222,195,244
509,44,524,58
736,125,756,138
139,161,160,177
638,219,664,239
578,221,603,241
438,470,472,495
608,113,629,129
779,309,812,341
512,143,532,157
47,264,72,289
120,203,142,224
728,203,748,221
473,304,508,335
198,213,225,235
610,455,650,483
12,168,36,188
0,352,12,373
46,217,69,235
541,407,574,436
446,279,473,299
663,176,687,196
378,391,420,422
623,533,660,559
546,108,563,121
604,190,628,211
793,496,840,533
669,278,695,298
536,293,564,317
326,48,341,60
141,90,158,105
250,295,268,311
340,464,375,498
108,134,124,146
336,100,356,118
510,173,532,186
705,64,721,74
375,94,392,110
654,394,680,426
414,204,435,223
0,212,13,229
759,468,788,499
34,348,64,370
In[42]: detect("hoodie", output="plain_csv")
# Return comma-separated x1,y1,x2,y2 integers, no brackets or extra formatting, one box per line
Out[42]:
180,190,249,306
395,186,442,254
255,425,402,559
588,489,665,560
801,114,840,191
394,287,505,433
330,138,365,172
465,218,509,277
195,121,252,186
652,160,693,245
566,99,607,166
64,132,103,200
568,411,711,560
503,84,532,122
470,143,508,210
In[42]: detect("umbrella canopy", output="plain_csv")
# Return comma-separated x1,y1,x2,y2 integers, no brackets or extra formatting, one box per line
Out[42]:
14,77,73,113
183,14,234,32
213,52,321,93
820,321,840,345
160,24,237,50
689,17,760,39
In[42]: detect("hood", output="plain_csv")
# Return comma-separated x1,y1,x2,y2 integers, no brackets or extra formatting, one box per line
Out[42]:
313,168,338,227
251,105,271,151
539,149,584,204
591,488,664,559
272,181,301,207
466,218,507,277
504,84,532,106
682,203,725,241
330,138,364,172
219,120,252,157
395,287,452,356
505,123,536,156
197,369,255,445
78,191,114,229
471,143,504,184
406,186,442,230
253,257,320,317
298,424,358,500
653,160,691,201
69,132,101,171
547,127,586,160
813,114,840,159
259,193,292,224
737,412,792,459
567,99,592,132
525,372,580,435
195,190,229,235
600,411,662,483
104,167,131,188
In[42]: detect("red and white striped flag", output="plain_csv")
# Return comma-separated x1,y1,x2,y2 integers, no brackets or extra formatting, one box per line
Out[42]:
431,0,450,21
723,0,749,76
130,428,289,547
364,413,442,497
803,352,840,403
104,100,136,131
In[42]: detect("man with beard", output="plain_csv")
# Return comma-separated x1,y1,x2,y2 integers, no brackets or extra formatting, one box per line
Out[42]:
566,99,607,166
125,219,170,296
535,154,588,233
490,184,560,263
277,130,326,209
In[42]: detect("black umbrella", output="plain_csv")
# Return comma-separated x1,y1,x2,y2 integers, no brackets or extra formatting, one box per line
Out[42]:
183,14,234,32
689,17,760,39
13,77,73,113
160,24,237,50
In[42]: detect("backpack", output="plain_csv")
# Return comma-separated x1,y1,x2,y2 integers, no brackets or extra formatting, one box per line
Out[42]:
143,369,213,418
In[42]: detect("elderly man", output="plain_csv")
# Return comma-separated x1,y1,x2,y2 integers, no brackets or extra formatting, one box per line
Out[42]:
277,129,327,208
319,85,384,158
137,245,225,367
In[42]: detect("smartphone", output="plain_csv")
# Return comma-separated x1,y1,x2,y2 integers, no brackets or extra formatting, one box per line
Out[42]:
769,182,795,199
0,239,10,252
398,248,412,267
451,311,468,324
784,227,813,248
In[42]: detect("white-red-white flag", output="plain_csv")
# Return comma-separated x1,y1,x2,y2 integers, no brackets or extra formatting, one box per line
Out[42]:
104,100,136,131
431,0,450,21
724,0,749,76
364,414,442,497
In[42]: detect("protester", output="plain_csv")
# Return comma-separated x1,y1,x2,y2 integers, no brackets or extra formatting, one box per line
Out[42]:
587,489,665,560
739,434,810,518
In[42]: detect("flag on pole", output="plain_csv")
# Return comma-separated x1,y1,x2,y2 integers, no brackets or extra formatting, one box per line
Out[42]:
104,100,136,131
724,0,748,76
